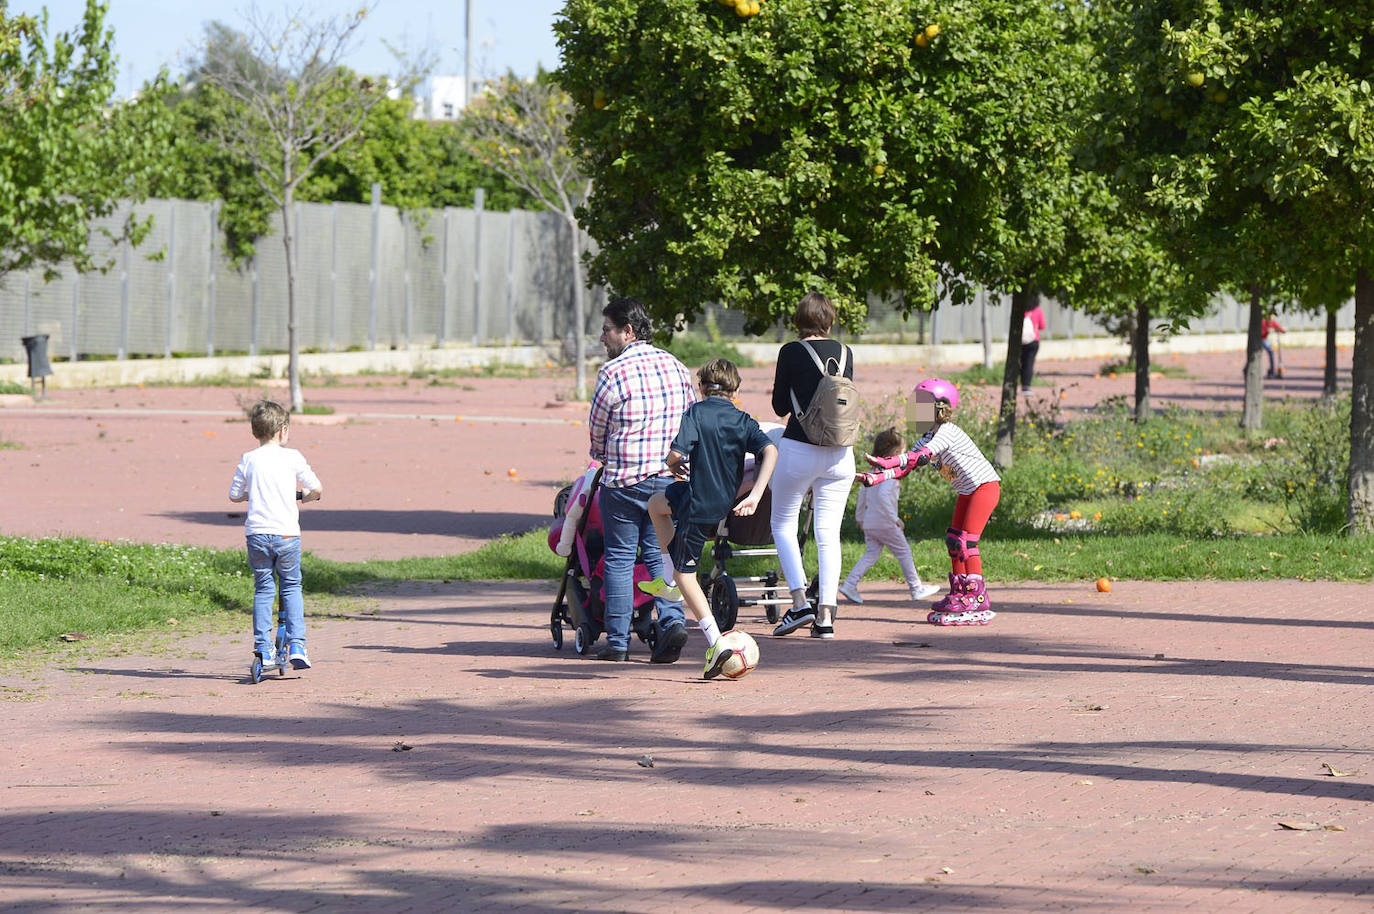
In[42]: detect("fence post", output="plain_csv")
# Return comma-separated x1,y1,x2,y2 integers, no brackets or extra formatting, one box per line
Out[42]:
165,201,176,358
505,214,516,347
118,242,130,359
438,208,449,346
403,210,412,348
250,257,259,357
23,272,30,336
70,272,80,360
329,202,338,351
369,182,380,350
472,187,485,346
207,201,218,357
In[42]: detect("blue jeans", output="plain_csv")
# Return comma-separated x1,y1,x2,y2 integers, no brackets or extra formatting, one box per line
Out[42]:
246,534,306,655
599,476,684,651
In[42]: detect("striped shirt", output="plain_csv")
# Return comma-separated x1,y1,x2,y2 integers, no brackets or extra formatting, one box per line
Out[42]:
916,422,1001,496
588,341,695,488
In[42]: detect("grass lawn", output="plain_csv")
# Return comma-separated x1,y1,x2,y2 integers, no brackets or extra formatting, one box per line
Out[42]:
2,396,1367,658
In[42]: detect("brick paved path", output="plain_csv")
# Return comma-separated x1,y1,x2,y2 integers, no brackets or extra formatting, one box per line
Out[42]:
3,579,1370,912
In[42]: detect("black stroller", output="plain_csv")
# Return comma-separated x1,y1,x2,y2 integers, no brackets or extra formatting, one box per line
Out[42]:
702,487,813,632
547,466,658,656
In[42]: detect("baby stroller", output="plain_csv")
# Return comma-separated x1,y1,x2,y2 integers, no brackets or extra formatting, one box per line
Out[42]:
702,489,813,632
547,464,657,656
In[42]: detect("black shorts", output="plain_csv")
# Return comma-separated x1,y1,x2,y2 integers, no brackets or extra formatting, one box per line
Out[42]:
665,481,712,574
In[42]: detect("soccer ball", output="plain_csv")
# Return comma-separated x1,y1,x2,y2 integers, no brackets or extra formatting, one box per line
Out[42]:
716,629,760,680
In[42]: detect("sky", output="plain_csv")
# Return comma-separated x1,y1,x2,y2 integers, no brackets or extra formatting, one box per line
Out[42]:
30,1,566,96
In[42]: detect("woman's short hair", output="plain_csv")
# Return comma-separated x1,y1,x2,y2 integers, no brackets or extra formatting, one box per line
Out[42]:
697,358,741,396
793,291,835,337
603,296,653,343
249,399,290,441
872,427,904,458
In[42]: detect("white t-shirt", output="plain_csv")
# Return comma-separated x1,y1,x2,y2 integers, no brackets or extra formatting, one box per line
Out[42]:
855,476,902,533
228,444,322,536
915,423,1000,496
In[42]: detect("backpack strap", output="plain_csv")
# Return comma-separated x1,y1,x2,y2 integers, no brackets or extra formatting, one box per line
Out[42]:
789,340,846,417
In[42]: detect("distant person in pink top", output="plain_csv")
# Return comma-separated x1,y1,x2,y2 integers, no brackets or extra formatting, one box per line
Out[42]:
1020,300,1047,395
1261,313,1286,379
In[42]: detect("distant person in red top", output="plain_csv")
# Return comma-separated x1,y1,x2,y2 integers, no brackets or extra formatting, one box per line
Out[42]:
1020,300,1047,395
1261,313,1286,379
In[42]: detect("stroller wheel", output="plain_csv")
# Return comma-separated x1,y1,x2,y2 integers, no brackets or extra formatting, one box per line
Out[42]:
551,618,564,650
574,624,594,655
710,575,740,632
766,603,779,624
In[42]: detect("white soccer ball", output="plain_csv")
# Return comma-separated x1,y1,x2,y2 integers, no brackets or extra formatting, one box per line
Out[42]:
716,629,760,680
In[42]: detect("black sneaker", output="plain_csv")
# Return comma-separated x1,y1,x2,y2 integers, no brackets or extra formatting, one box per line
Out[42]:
772,606,816,636
595,645,628,661
650,622,689,664
810,622,835,639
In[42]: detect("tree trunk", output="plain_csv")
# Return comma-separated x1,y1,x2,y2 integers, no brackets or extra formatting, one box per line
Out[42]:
994,286,1031,468
568,216,587,401
1133,299,1151,423
1324,307,1338,398
282,187,303,414
1347,267,1374,534
1240,284,1264,431
980,288,993,370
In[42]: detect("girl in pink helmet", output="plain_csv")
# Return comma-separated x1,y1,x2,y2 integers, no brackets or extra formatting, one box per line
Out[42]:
856,378,1001,625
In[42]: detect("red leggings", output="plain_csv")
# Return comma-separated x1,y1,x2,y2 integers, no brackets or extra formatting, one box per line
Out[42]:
950,482,1000,575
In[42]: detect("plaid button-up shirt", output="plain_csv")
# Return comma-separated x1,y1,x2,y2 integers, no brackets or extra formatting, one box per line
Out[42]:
588,341,695,488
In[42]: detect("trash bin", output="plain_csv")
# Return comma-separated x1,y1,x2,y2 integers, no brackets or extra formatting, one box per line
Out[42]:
21,334,52,397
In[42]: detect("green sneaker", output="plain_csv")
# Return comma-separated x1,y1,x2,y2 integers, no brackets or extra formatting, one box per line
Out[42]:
638,577,682,603
702,642,736,680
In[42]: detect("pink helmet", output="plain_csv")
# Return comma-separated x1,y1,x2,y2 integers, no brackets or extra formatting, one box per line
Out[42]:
913,377,959,411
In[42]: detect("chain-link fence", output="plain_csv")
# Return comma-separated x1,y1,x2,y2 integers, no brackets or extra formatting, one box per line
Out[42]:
0,193,1356,364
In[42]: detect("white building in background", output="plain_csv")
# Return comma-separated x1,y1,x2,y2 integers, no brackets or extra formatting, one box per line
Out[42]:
428,76,467,120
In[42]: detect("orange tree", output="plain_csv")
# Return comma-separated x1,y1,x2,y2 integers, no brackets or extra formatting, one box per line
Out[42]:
557,0,1106,466
1094,1,1374,532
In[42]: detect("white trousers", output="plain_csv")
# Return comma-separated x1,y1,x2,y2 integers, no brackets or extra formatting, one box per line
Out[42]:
768,437,855,606
844,522,923,588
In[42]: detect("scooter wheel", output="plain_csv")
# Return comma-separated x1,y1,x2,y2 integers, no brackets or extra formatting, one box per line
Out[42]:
250,656,264,684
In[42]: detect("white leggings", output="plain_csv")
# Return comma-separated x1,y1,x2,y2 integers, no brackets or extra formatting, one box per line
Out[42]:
845,522,923,588
769,437,856,607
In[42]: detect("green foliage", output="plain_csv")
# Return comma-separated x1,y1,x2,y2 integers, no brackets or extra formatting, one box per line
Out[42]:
155,23,534,264
662,334,752,370
0,380,30,394
558,2,1117,331
0,1,174,279
1265,397,1352,534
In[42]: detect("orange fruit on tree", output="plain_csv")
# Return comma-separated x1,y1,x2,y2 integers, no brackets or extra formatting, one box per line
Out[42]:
925,23,941,39
915,32,929,48
1186,71,1205,87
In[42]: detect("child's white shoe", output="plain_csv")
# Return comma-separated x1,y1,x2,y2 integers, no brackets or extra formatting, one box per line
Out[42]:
838,581,864,604
910,583,942,601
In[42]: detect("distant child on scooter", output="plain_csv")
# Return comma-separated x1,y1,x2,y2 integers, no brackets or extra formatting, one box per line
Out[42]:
856,379,1000,626
229,400,323,669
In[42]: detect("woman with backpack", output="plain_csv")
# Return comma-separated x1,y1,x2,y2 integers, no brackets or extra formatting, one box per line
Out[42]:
769,292,859,640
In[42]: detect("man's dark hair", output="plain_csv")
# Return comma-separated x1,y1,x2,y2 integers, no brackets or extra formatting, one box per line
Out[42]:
603,297,653,342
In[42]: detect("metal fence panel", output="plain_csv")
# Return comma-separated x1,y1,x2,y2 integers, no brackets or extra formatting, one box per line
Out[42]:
0,195,1360,367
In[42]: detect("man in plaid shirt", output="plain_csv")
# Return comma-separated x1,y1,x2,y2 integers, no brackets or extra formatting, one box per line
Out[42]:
588,298,695,662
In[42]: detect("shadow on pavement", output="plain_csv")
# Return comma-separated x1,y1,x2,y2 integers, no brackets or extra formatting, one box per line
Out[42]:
162,509,549,540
